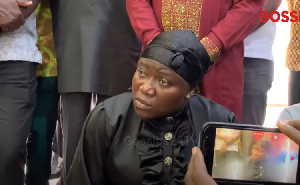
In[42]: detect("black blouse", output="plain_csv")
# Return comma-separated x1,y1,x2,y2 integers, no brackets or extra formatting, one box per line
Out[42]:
66,92,238,185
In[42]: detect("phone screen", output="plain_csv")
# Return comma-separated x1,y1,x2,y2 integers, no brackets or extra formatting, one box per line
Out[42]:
212,128,299,183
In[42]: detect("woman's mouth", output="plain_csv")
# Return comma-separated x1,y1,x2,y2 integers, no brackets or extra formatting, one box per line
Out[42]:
135,97,152,110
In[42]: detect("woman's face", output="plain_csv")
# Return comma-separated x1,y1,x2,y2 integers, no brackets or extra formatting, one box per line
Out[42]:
251,145,267,162
132,58,191,119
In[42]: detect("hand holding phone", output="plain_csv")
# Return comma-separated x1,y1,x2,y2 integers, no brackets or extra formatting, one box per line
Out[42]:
200,122,300,185
185,147,217,185
278,120,300,146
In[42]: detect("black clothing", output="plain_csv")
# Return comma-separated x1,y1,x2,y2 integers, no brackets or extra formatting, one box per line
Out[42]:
243,157,281,182
0,61,37,185
66,92,238,185
50,0,141,95
288,71,300,106
60,93,109,182
142,30,211,87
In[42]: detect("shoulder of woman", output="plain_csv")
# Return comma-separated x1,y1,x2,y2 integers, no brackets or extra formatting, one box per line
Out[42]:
102,92,133,117
188,95,235,122
84,100,127,143
86,92,133,137
189,94,231,114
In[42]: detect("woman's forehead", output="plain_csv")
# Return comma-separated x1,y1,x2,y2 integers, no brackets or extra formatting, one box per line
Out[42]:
138,58,171,72
253,145,264,151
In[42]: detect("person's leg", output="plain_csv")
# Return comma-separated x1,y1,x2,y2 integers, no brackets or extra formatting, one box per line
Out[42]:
60,93,92,183
50,98,63,180
0,61,37,185
26,77,59,185
242,57,273,125
240,130,255,158
212,151,226,178
223,151,240,179
288,71,300,106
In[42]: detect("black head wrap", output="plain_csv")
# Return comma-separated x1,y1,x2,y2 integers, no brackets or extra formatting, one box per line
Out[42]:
141,30,211,87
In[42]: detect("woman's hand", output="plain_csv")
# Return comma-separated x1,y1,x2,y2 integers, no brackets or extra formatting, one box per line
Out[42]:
185,147,217,185
277,120,300,145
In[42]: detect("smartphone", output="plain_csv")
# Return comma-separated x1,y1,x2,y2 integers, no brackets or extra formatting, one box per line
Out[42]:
199,122,300,185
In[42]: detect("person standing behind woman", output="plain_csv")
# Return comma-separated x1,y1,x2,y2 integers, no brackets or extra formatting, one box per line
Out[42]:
126,0,265,121
26,1,60,184
243,0,281,126
49,0,142,183
0,0,42,184
286,0,300,106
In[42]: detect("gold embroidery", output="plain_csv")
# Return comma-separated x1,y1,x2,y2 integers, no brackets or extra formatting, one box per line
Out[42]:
161,0,203,37
201,37,220,63
286,0,300,71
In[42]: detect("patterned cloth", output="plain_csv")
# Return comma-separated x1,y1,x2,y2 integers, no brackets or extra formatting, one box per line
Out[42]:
286,0,300,71
35,1,57,77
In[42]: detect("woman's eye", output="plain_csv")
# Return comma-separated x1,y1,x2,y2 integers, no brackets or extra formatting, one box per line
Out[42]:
159,79,169,86
138,69,146,77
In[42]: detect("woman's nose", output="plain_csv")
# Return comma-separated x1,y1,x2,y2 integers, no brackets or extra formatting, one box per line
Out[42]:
140,81,155,97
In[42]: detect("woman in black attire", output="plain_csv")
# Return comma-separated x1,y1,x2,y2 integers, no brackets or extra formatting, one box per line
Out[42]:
66,30,239,185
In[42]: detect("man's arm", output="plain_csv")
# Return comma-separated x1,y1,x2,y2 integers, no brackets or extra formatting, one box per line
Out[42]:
253,0,282,31
233,130,241,139
216,130,226,140
126,0,162,49
200,0,265,63
225,130,241,145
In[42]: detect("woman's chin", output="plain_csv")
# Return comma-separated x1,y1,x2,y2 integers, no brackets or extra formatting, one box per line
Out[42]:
134,105,155,119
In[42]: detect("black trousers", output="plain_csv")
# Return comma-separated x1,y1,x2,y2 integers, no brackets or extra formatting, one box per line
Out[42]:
288,71,300,106
0,61,37,185
242,57,274,125
61,93,109,184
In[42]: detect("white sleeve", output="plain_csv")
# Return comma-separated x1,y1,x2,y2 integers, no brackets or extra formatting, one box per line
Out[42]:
277,103,300,121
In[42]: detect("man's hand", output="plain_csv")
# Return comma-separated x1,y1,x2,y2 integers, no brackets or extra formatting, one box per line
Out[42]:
16,0,32,7
225,136,235,143
277,120,300,146
185,147,217,185
0,0,32,32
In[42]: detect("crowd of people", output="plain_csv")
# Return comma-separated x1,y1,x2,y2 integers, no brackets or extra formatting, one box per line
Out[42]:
0,0,299,184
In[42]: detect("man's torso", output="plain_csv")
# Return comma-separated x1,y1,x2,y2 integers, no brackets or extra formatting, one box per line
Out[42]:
0,13,42,63
244,20,276,61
